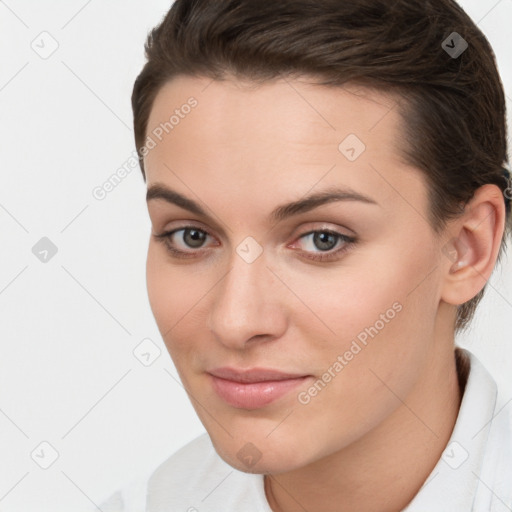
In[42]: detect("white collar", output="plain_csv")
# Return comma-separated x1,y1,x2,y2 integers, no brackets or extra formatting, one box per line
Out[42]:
403,348,512,511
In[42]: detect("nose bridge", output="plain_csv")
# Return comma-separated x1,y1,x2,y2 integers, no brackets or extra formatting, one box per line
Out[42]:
207,245,284,347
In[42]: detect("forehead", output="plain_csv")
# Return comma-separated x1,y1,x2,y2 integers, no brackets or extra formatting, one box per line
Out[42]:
146,74,403,153
144,75,426,226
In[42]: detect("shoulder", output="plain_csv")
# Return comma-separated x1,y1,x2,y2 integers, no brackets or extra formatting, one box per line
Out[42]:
146,433,270,511
96,435,211,512
97,470,150,512
147,432,217,491
98,433,270,512
464,349,512,510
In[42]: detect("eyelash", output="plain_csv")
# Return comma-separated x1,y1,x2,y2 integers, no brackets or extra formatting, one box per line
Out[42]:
153,225,356,262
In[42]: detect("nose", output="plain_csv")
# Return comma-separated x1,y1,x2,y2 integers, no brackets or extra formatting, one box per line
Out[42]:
207,249,287,351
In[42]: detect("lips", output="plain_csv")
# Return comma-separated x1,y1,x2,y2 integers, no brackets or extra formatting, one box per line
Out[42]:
208,367,312,409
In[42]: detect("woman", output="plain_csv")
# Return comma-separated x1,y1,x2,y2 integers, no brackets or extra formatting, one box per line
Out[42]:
100,0,512,510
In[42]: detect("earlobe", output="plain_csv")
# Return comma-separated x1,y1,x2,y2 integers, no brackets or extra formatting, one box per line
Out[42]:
441,184,506,306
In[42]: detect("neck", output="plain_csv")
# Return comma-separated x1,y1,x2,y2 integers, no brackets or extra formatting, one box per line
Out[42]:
265,331,464,512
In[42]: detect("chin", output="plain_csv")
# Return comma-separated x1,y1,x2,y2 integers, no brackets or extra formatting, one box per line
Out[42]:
209,431,315,475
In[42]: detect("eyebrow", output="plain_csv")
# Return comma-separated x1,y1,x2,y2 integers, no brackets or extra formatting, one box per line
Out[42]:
146,183,378,224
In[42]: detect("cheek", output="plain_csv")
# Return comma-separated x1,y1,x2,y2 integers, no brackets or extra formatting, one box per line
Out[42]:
280,249,424,356
145,243,214,365
146,244,172,328
145,244,195,345
293,238,440,398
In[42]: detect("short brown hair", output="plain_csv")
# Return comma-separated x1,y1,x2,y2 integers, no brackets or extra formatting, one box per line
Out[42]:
132,0,511,331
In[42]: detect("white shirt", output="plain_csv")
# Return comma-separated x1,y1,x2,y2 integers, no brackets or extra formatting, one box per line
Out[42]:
98,348,512,511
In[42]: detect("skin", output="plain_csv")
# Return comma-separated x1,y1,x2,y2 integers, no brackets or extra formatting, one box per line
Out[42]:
143,75,506,512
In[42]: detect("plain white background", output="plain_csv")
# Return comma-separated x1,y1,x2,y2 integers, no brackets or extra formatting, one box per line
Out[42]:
0,1,511,510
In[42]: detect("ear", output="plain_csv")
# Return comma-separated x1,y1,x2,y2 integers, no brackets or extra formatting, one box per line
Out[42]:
440,184,507,306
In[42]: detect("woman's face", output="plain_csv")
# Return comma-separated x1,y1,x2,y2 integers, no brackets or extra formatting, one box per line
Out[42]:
144,75,451,473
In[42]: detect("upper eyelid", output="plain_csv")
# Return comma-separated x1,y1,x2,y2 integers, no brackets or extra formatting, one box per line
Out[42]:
157,216,355,235
162,222,351,235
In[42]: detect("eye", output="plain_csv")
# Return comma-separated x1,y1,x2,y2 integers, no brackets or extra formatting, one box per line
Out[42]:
153,225,356,262
153,226,215,259
292,229,356,262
